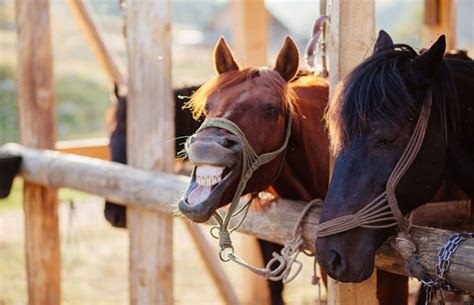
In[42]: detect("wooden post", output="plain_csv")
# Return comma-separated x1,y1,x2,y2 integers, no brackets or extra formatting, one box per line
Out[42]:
126,1,174,305
423,0,456,50
15,1,60,305
328,0,378,304
65,0,125,86
231,0,269,66
231,1,271,304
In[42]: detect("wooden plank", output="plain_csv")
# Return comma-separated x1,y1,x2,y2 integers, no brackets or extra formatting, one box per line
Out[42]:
4,144,474,293
56,138,110,160
328,0,378,304
423,0,456,49
126,0,174,304
185,223,240,305
231,1,270,303
65,0,125,86
14,1,60,305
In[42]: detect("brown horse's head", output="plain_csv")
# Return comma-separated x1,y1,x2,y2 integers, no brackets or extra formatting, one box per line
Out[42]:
178,37,299,223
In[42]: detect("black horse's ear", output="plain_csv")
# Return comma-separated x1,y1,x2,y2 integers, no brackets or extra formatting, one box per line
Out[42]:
374,30,394,53
213,37,240,75
274,36,300,82
409,35,446,85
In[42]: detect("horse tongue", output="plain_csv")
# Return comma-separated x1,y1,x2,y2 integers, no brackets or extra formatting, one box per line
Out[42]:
187,185,212,206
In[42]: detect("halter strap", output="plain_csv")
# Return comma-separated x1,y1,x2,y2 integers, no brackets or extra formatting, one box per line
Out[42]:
318,88,434,237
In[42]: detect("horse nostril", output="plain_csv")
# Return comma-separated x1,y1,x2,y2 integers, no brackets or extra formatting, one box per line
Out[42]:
188,135,197,145
328,249,345,275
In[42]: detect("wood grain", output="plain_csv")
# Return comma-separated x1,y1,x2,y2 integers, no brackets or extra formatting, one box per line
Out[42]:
327,0,378,304
15,0,60,304
126,0,174,304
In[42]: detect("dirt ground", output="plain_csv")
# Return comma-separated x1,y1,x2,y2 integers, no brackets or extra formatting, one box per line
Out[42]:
0,194,332,305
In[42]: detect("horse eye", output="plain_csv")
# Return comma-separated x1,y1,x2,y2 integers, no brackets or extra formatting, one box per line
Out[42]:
262,104,281,116
204,103,210,113
375,136,397,148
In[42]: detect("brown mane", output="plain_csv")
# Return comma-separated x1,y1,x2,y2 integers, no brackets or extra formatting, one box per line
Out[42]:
184,68,297,120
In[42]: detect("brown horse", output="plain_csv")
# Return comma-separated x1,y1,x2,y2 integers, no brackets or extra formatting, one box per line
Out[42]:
178,37,329,305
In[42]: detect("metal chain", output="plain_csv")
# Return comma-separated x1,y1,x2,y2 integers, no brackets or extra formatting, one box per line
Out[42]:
423,232,474,305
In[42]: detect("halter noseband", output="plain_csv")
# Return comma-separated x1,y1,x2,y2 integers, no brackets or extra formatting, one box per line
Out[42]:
317,88,436,237
194,103,294,258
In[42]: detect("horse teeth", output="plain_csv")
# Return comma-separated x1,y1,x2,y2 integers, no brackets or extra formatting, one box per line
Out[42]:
196,174,223,186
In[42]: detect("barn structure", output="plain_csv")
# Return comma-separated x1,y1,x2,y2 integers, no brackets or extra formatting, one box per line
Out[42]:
1,0,472,305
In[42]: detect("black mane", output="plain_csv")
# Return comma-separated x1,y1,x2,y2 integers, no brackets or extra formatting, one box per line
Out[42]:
327,43,460,154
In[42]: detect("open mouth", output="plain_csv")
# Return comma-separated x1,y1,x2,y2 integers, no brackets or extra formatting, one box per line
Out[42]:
178,164,237,223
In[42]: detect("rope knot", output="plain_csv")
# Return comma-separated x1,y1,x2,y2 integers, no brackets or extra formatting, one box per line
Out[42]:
218,230,232,249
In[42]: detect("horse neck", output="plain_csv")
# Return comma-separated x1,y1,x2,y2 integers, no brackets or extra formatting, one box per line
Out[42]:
273,81,330,202
445,60,474,198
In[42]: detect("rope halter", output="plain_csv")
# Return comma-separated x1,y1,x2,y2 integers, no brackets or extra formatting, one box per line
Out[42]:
318,88,434,237
194,102,293,256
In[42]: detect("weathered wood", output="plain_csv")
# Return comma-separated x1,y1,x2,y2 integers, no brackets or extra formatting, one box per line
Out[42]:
65,0,125,86
231,0,268,67
14,1,60,304
185,223,240,305
328,0,378,303
230,1,270,302
423,0,456,50
4,144,474,293
126,0,174,304
56,138,110,160
327,271,378,305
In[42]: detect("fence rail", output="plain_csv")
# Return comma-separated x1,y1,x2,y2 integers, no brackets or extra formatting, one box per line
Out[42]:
2,143,473,293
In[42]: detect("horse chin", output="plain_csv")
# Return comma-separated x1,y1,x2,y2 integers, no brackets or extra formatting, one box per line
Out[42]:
340,256,375,283
178,164,237,223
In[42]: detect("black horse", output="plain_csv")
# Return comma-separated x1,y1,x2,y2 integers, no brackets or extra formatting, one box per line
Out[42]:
103,84,288,305
317,30,473,304
103,84,201,227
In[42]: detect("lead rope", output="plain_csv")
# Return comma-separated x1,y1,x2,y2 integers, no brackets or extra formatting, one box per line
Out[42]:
218,199,322,283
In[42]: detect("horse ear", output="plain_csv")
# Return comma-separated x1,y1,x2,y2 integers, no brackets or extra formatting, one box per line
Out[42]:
213,37,240,75
274,36,300,82
373,30,394,53
409,35,446,85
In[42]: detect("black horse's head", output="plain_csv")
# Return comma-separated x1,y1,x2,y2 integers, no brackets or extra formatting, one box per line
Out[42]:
317,31,459,282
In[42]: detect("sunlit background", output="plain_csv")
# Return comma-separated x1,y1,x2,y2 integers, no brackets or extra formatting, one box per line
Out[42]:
0,1,473,304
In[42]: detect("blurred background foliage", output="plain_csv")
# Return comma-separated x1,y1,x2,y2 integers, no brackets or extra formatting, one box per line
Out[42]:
0,0,472,144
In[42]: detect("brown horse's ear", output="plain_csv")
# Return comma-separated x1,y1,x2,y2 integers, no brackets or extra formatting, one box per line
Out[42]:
213,37,240,74
274,36,300,82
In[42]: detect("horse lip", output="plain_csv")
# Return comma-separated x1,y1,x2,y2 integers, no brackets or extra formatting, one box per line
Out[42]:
178,164,238,223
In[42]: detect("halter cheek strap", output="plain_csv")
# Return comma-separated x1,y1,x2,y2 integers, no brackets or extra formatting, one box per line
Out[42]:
317,88,434,237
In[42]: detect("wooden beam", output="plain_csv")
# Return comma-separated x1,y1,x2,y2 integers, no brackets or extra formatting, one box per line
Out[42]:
185,224,240,305
14,1,60,304
56,138,110,160
4,144,474,293
328,0,377,304
423,0,456,49
231,1,270,303
126,1,174,304
65,0,125,86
